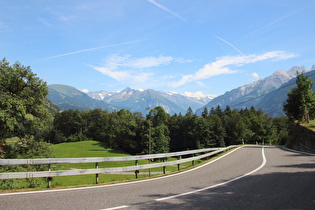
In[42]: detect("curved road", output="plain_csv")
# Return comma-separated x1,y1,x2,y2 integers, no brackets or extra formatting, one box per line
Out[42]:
0,146,314,209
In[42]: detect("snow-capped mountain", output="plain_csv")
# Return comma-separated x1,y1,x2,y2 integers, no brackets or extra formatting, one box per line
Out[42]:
87,88,213,115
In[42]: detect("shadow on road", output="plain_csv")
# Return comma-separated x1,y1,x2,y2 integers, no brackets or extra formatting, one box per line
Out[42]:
131,171,315,210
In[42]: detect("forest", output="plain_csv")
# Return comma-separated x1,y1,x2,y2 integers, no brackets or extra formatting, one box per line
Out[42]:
41,105,290,155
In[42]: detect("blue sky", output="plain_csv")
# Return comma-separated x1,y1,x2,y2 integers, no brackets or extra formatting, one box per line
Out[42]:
1,0,314,97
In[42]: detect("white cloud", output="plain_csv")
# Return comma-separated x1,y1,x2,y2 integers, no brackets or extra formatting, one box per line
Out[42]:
102,54,176,69
80,89,89,93
92,54,188,83
249,72,260,81
184,91,216,98
171,51,298,87
93,66,131,82
126,56,173,68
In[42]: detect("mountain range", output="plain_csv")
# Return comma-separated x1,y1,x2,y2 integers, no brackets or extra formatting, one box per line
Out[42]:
86,88,213,115
47,85,214,114
196,65,315,117
47,65,315,117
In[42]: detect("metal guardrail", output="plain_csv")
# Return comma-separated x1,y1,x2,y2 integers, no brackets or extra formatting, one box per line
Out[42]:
0,146,236,187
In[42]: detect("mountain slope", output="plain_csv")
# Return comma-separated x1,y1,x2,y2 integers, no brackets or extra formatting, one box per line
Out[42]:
196,66,310,116
47,84,117,111
259,69,315,117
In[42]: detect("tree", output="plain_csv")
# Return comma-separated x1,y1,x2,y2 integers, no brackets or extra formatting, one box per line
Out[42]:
0,58,52,140
201,107,209,118
144,107,170,153
186,107,194,116
283,72,315,123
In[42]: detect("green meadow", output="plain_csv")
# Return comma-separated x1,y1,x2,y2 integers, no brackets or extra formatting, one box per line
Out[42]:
50,140,200,187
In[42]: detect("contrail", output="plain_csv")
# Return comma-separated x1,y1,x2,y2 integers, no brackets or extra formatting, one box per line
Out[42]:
42,40,142,60
214,35,246,57
147,0,185,21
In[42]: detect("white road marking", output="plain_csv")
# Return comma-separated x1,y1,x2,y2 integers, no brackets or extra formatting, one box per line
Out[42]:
100,205,129,210
156,146,266,201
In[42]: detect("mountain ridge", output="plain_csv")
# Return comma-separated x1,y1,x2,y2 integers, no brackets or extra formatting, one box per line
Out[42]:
87,87,213,115
196,65,314,116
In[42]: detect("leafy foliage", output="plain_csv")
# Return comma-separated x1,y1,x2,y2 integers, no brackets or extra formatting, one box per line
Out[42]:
0,58,52,140
0,58,54,189
283,72,315,122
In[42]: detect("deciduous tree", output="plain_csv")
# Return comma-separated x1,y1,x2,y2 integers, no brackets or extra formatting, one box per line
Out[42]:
283,72,315,123
0,58,52,140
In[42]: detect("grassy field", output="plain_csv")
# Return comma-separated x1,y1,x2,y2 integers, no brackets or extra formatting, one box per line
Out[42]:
50,140,199,188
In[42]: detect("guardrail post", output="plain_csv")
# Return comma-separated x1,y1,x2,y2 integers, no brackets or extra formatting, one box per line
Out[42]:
135,160,139,178
95,162,99,184
192,154,195,166
148,159,151,177
47,164,52,188
177,156,181,170
163,158,166,174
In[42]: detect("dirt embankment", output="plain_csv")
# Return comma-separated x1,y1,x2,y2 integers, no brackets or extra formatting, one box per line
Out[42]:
287,124,315,153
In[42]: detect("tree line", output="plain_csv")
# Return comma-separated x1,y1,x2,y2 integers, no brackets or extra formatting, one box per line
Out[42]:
41,105,290,154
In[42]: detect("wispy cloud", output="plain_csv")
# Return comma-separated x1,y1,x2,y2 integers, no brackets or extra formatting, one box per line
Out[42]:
214,35,246,56
92,54,190,82
41,40,142,60
171,51,298,87
147,0,185,21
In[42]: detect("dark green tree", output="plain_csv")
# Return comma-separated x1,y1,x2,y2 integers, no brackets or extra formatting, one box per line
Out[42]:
0,58,53,189
283,72,315,123
0,58,52,140
201,107,209,118
144,107,170,153
51,109,85,142
108,109,137,153
186,107,194,116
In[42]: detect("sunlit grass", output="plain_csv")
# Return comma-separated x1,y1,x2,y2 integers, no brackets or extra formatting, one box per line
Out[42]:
48,140,201,187
301,119,315,131
4,137,20,146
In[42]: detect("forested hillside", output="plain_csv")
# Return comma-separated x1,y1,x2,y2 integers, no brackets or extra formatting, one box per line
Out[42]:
47,84,118,111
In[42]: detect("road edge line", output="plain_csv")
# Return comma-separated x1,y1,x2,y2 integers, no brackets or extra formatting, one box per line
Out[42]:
156,146,266,201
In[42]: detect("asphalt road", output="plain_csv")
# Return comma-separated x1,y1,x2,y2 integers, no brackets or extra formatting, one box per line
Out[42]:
0,145,314,210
